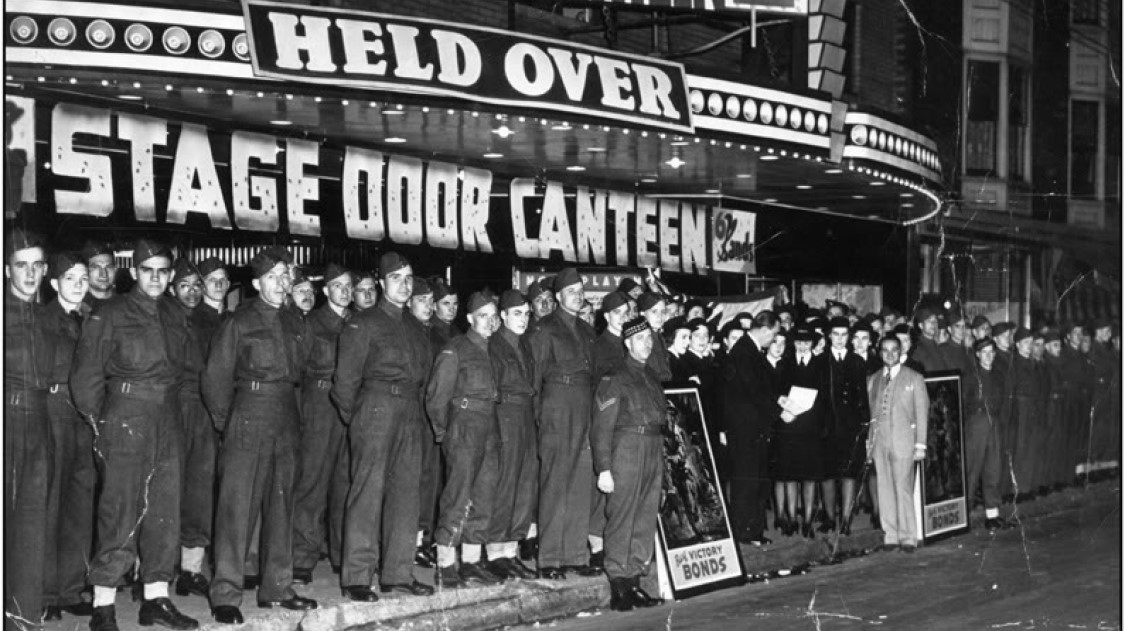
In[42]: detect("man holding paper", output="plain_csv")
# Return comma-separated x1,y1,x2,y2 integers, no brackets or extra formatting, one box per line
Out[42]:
866,336,929,552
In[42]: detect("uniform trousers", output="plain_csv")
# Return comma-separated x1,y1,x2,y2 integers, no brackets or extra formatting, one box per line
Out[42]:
210,385,298,607
964,411,1002,511
487,399,538,544
434,403,499,547
45,387,95,607
418,432,441,543
1010,395,1041,494
89,384,182,587
5,390,52,630
871,441,917,546
179,385,216,551
292,378,348,570
604,430,662,579
1044,394,1068,486
537,381,594,568
341,386,422,587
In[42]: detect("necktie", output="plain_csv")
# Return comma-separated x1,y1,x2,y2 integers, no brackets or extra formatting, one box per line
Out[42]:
884,369,892,387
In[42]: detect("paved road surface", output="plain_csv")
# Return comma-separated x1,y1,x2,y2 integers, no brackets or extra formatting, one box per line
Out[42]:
530,496,1121,631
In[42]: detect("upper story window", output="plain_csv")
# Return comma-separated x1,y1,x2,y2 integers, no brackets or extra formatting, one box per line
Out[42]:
1008,66,1030,182
1070,99,1100,197
1072,0,1101,25
966,60,1000,176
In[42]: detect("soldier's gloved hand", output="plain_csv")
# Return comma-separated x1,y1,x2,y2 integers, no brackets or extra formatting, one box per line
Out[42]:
597,471,614,494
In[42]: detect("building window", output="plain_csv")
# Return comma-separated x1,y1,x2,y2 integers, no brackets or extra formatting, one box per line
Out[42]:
1071,100,1099,197
1008,66,1029,182
1072,0,1100,25
966,61,1000,175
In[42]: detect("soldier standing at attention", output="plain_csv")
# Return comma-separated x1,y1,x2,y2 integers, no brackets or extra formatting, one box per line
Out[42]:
71,239,198,631
427,293,504,587
431,278,460,343
333,252,435,600
204,247,318,624
5,230,56,630
484,290,540,580
409,277,443,568
292,263,353,584
81,240,117,311
527,269,600,579
352,271,379,312
288,267,316,318
196,257,230,330
636,292,672,382
591,317,665,611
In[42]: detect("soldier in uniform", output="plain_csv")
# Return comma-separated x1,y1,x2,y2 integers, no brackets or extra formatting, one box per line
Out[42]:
42,252,96,621
591,317,665,611
527,268,599,578
484,290,539,580
432,279,460,343
71,238,198,631
1059,323,1092,482
203,247,318,624
167,259,215,599
5,231,56,629
333,252,434,600
1009,328,1043,495
911,308,948,374
964,338,1007,531
1088,319,1119,473
426,293,504,587
352,271,379,312
81,240,117,311
636,292,672,383
196,257,230,333
407,277,444,567
292,263,353,584
288,267,315,317
527,279,556,323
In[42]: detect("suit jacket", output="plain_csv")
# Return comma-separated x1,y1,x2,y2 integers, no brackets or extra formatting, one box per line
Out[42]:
721,335,781,446
867,365,929,457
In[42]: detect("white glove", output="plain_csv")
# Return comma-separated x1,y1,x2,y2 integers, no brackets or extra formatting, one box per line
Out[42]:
780,410,795,423
719,432,727,446
597,470,615,494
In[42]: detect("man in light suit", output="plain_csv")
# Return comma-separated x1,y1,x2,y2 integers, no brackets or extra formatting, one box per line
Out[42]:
867,336,929,552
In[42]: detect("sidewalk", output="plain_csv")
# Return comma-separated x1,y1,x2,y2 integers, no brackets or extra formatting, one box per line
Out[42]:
40,477,1120,631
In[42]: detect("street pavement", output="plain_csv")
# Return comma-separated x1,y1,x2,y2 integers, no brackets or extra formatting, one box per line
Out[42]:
525,491,1122,631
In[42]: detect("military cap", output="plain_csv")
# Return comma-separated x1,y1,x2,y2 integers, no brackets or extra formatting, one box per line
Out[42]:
432,279,454,301
946,311,967,326
352,270,376,285
1014,327,1032,343
379,251,410,276
879,306,900,318
973,337,996,353
827,316,851,332
324,262,349,285
499,289,527,310
411,277,433,297
804,308,825,321
601,291,629,314
290,266,311,288
992,321,1016,337
80,239,114,263
775,304,795,317
171,258,200,284
526,279,549,300
636,292,665,313
466,291,492,314
1091,317,1113,332
553,268,582,292
133,238,171,265
617,277,641,295
971,315,991,330
197,257,225,279
50,251,85,280
623,316,649,340
250,247,288,279
825,299,849,314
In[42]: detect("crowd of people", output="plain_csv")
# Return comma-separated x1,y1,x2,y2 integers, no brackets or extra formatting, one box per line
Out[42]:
4,229,1121,630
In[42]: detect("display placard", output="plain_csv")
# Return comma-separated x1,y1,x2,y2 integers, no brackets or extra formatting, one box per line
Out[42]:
917,372,970,541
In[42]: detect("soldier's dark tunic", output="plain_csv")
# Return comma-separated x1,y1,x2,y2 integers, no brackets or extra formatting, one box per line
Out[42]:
418,316,451,545
646,342,673,383
964,364,1006,512
175,300,216,559
1088,341,1119,467
1057,344,1091,479
940,340,975,377
5,288,55,627
487,327,539,544
827,350,872,479
1042,354,1069,487
42,299,95,610
426,330,500,548
912,336,949,374
203,297,310,607
292,303,350,571
591,356,666,580
71,289,188,588
332,298,432,588
589,329,626,543
527,309,597,569
1010,354,1044,492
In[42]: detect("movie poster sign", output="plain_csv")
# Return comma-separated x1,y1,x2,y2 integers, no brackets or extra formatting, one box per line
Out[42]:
656,387,744,598
917,372,969,541
711,208,756,275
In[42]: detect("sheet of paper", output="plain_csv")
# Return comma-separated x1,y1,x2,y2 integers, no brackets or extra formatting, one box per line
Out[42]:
785,386,818,415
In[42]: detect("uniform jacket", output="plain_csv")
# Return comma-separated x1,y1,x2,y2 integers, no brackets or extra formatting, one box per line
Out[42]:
592,329,626,380
305,303,349,381
490,327,537,403
425,329,498,441
43,299,83,387
175,302,208,389
940,341,975,377
527,309,596,387
430,318,458,355
5,287,55,390
912,336,949,374
646,343,673,383
965,364,1008,421
866,365,929,456
591,356,667,473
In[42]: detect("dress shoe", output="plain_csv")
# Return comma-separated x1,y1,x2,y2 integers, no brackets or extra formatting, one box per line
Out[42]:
881,543,899,552
627,577,661,607
537,566,567,580
490,557,536,580
567,563,603,577
608,578,634,612
460,561,503,585
62,602,95,617
257,596,318,611
43,606,62,621
211,606,243,625
292,567,313,585
900,543,917,553
341,585,379,602
138,597,199,630
588,550,605,570
435,565,464,589
380,581,434,596
90,605,119,631
800,522,815,539
518,537,538,561
839,520,852,537
984,517,1004,531
175,571,210,597
243,575,260,590
871,514,881,530
817,517,836,533
414,545,436,568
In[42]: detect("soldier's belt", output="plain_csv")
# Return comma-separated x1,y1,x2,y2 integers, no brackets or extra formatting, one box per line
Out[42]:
499,393,533,405
108,380,179,402
454,397,497,412
545,374,592,386
236,380,298,394
614,424,663,436
48,383,67,395
303,377,332,390
365,380,421,398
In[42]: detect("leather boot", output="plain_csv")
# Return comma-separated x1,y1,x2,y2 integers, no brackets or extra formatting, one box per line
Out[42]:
608,578,634,612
